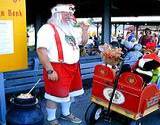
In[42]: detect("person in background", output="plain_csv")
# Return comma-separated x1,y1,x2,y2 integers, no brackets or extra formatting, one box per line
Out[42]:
84,36,94,55
117,34,122,44
127,30,135,42
93,35,99,48
36,4,89,125
139,28,152,47
138,31,143,40
125,31,131,41
121,44,143,73
152,32,158,45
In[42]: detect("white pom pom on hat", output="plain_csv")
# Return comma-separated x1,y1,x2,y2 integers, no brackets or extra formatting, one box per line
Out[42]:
138,58,153,69
136,68,153,77
51,4,75,14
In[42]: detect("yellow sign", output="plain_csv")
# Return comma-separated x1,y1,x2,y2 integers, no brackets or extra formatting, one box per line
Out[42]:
0,0,28,72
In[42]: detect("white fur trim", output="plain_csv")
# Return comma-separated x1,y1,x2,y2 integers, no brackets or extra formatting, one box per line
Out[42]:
45,93,70,103
69,89,84,97
138,59,153,68
44,89,84,103
136,68,153,76
51,4,75,14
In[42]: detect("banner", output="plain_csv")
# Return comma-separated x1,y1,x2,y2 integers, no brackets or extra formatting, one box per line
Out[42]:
0,0,27,72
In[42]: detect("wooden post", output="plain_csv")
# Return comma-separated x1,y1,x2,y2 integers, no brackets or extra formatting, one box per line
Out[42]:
96,23,99,38
0,73,6,125
102,0,111,44
135,24,139,40
115,24,117,36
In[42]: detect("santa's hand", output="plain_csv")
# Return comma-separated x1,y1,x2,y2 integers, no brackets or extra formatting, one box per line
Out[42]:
48,71,58,81
80,22,89,31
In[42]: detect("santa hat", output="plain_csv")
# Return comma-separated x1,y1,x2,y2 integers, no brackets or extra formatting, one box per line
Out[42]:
138,53,160,70
51,4,75,14
135,68,153,83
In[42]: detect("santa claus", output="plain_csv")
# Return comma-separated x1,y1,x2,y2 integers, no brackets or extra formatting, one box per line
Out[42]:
36,4,89,125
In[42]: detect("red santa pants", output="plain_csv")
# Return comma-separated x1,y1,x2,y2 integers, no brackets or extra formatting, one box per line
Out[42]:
43,62,84,102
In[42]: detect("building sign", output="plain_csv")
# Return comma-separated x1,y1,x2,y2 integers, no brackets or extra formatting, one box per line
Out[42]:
0,0,27,72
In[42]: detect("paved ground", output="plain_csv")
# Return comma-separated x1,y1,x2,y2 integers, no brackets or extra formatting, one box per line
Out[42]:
41,88,160,125
6,86,160,125
42,89,91,125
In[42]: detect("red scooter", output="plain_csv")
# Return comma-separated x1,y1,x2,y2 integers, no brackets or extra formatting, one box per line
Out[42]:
85,62,160,125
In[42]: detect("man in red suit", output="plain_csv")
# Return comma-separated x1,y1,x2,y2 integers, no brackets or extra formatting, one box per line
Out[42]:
37,4,89,125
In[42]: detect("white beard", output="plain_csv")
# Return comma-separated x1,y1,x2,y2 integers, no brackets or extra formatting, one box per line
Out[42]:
59,23,75,35
48,13,76,36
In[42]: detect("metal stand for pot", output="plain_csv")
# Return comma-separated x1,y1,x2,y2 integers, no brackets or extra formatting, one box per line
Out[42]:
0,73,6,125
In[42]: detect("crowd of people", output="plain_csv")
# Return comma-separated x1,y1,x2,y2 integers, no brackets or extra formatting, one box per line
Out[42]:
81,27,160,57
114,28,159,49
80,35,100,56
107,28,160,87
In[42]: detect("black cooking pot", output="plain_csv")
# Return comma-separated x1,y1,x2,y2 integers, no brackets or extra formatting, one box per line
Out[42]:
7,96,44,125
10,95,37,108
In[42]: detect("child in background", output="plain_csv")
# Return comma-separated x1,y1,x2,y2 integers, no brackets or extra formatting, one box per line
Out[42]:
121,44,143,73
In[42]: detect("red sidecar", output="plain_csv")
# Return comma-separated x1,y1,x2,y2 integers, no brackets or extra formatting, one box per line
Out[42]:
85,64,160,125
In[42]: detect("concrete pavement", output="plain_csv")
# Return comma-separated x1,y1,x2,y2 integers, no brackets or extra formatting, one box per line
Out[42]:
41,88,160,125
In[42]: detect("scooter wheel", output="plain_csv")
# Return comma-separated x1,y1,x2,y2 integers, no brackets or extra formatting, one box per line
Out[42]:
85,102,103,125
129,120,142,125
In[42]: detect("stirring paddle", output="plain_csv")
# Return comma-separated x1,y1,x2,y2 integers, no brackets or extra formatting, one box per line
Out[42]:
26,78,41,95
